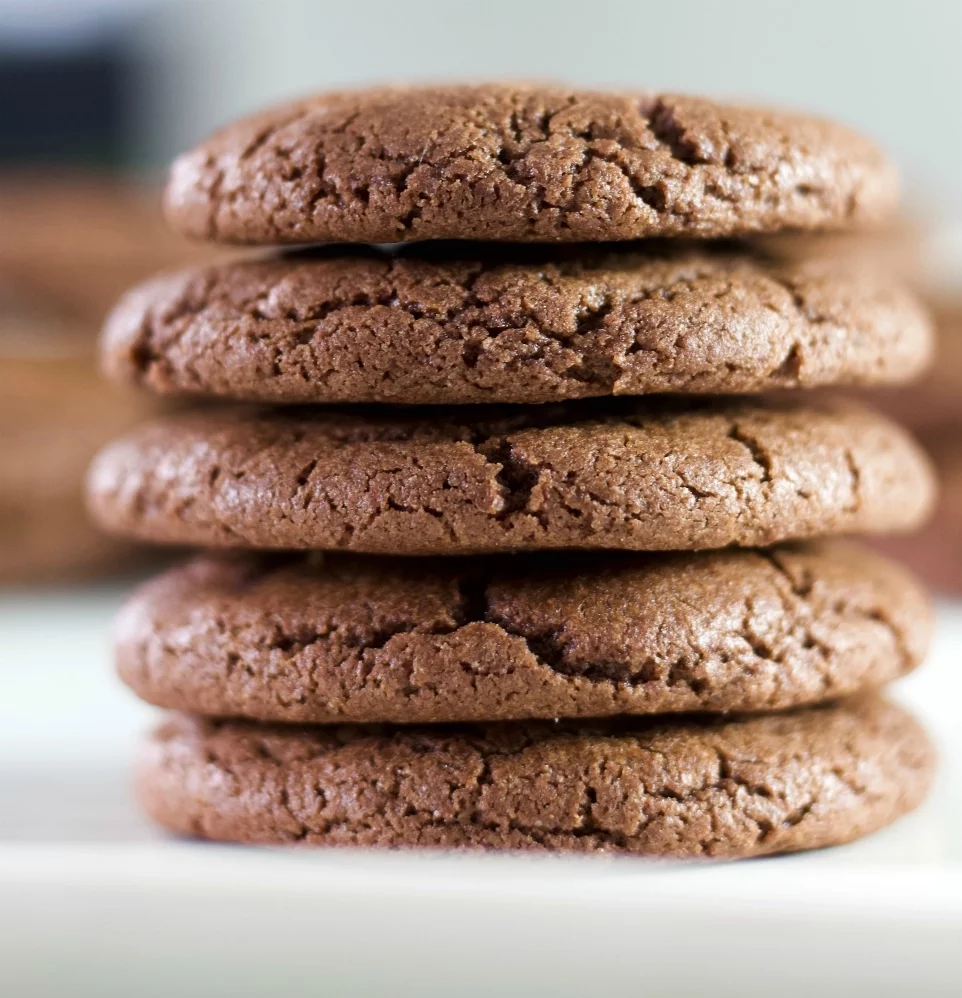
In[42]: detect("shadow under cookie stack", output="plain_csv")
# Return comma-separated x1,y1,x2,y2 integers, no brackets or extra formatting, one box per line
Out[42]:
88,85,937,858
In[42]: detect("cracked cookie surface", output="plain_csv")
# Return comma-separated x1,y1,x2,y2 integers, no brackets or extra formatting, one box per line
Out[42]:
86,398,935,554
163,85,897,245
115,541,930,723
137,696,934,855
102,245,932,405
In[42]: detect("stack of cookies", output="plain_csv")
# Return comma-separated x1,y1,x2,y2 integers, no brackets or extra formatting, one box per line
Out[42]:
88,86,937,858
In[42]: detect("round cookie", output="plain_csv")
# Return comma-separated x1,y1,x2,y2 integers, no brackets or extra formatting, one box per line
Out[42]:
115,541,930,723
164,85,897,245
86,399,935,555
137,696,934,856
102,246,932,405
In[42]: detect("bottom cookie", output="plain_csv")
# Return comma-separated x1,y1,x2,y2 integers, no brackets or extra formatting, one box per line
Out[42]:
138,696,932,858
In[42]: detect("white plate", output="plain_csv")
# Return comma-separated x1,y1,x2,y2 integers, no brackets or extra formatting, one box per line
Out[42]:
1,585,960,997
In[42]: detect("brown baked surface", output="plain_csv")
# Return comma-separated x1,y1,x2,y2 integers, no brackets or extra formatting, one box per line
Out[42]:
137,696,934,856
86,398,935,555
116,541,930,723
163,85,897,245
102,246,931,405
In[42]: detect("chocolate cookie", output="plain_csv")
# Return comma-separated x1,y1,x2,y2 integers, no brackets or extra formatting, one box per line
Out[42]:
137,696,933,856
103,246,931,405
164,85,897,245
86,399,935,555
115,541,930,723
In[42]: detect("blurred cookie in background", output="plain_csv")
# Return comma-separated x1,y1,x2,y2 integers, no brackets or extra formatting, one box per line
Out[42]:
0,346,162,586
0,171,231,325
752,221,926,287
0,172,222,587
872,428,962,597
862,301,962,594
866,300,962,433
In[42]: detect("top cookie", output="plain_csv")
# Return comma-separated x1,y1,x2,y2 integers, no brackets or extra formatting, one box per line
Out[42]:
164,85,897,245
